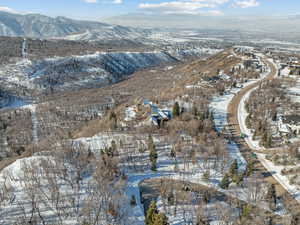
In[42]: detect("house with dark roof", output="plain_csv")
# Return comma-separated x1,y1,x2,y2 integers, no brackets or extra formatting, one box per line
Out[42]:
144,99,172,126
278,115,300,136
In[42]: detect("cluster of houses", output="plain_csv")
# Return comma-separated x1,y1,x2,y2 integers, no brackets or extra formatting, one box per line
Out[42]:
277,55,300,76
284,57,300,65
124,98,172,127
234,46,254,55
274,56,300,140
234,47,268,76
280,64,300,76
277,115,300,138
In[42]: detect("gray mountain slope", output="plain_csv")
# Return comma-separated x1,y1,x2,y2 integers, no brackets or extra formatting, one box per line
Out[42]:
0,11,147,38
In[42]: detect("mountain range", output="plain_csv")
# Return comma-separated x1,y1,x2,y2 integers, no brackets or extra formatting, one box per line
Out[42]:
0,11,150,39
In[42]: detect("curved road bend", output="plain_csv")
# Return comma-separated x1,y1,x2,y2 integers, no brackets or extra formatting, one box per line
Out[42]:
228,56,300,210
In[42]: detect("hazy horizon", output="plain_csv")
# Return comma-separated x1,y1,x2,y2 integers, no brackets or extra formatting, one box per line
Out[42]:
0,0,300,22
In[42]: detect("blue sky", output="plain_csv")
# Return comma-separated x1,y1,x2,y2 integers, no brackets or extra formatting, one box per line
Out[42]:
0,0,299,20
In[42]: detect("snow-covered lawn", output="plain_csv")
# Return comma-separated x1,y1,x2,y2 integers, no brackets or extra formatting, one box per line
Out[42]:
156,195,239,225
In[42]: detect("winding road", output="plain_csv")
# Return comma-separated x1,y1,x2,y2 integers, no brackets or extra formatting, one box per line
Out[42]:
227,55,300,211
228,57,277,140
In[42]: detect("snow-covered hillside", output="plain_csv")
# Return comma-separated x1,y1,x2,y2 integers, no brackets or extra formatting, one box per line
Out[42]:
0,48,218,97
64,26,151,42
0,11,152,39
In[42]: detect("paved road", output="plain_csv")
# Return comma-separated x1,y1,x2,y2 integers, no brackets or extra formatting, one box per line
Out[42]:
228,57,277,137
228,56,300,212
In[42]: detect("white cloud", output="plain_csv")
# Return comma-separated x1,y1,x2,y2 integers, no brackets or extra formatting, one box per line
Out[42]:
191,0,229,3
140,2,214,10
83,0,98,3
207,10,224,16
113,0,123,4
233,0,260,8
0,6,18,14
139,1,228,15
83,0,123,4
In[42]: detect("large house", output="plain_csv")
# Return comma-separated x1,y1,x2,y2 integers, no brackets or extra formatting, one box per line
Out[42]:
143,100,172,126
278,115,300,137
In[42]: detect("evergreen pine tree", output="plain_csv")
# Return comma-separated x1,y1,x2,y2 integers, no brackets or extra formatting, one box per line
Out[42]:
272,111,277,121
241,204,252,218
202,171,210,181
262,131,269,148
107,140,117,157
220,173,230,189
153,212,169,225
148,135,158,171
235,172,244,185
209,111,214,122
266,184,277,211
202,190,211,204
192,105,199,117
267,135,272,148
229,159,238,177
172,102,180,118
204,108,210,120
109,110,118,129
199,112,205,121
146,201,158,225
170,147,176,158
245,160,255,177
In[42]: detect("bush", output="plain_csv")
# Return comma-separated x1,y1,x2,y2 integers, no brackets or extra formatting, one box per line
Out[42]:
241,204,252,218
202,171,210,181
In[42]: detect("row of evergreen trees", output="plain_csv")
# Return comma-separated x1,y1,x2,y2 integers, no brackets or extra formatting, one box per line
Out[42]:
220,159,255,189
